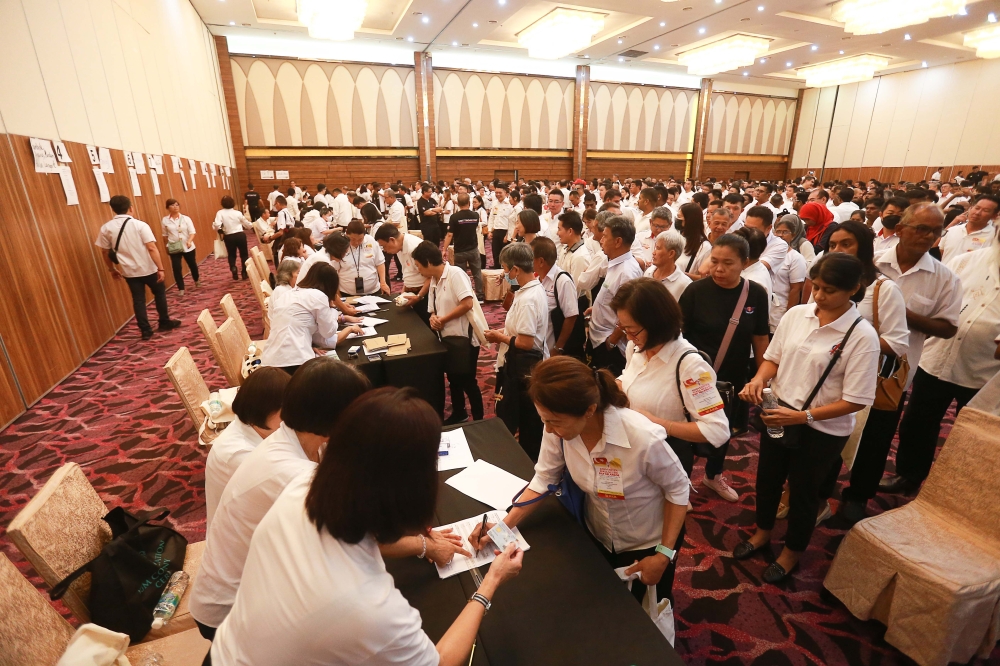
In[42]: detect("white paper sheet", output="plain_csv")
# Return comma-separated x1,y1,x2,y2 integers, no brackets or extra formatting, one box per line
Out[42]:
276,169,289,179
444,460,528,511
125,151,134,167
354,295,390,305
58,166,79,205
353,303,381,314
345,326,377,339
128,167,141,196
189,170,197,189
224,165,231,177
171,155,181,173
54,141,71,163
359,317,388,326
433,510,529,579
180,171,188,191
260,170,275,180
188,158,196,171
438,427,474,472
93,167,110,203
150,170,161,195
99,147,114,173
132,151,146,174
210,163,217,176
30,138,60,173
86,145,99,165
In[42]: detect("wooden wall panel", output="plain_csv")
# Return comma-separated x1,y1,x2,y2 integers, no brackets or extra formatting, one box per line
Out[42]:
587,157,687,181
437,156,572,182
704,157,788,182
245,157,420,190
0,343,23,428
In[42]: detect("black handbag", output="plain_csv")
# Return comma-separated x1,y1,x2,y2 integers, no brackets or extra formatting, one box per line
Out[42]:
50,507,188,642
107,217,131,264
749,317,863,450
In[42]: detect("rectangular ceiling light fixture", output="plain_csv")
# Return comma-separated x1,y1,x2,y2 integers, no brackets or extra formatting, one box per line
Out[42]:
517,8,606,59
298,0,368,41
964,24,1000,58
797,54,890,87
677,34,770,75
830,0,966,35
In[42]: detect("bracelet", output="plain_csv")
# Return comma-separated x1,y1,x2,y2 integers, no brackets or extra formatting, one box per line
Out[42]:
469,592,491,614
416,534,427,559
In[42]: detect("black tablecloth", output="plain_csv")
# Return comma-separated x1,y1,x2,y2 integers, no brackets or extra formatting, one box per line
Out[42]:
386,418,683,666
334,302,446,414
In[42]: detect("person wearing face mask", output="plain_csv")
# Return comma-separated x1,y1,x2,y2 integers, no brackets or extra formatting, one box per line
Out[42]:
735,253,879,583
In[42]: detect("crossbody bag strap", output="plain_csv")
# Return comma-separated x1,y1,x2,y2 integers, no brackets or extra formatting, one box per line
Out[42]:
872,278,883,336
713,279,750,372
113,217,131,254
511,438,566,507
801,316,863,411
685,251,697,273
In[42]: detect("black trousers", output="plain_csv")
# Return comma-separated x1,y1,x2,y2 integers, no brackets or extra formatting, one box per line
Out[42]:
496,368,543,461
168,249,199,291
422,219,442,246
491,233,509,268
895,368,978,482
411,294,430,327
223,232,249,276
587,339,626,377
448,345,483,420
125,273,171,335
837,397,907,502
195,619,216,641
756,428,848,552
593,527,685,605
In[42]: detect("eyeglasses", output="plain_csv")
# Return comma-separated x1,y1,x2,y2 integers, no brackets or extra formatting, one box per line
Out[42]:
899,223,943,238
616,320,645,339
774,228,794,238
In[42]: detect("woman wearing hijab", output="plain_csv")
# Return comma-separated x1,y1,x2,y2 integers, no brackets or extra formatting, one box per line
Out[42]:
798,202,837,254
773,213,816,266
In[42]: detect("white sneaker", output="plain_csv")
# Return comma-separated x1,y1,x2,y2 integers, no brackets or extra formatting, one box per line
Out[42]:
177,290,185,298
702,475,739,502
816,501,832,526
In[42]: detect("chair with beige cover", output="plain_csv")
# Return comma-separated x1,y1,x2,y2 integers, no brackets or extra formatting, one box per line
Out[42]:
164,347,221,445
196,309,235,384
824,407,1000,666
252,246,270,280
244,262,270,338
6,463,206,642
0,552,210,665
220,293,265,353
252,226,273,262
213,318,247,387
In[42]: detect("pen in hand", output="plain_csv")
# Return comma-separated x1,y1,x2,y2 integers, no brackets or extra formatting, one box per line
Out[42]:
477,513,488,551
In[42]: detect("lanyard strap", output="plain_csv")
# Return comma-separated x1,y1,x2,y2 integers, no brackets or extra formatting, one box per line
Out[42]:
349,243,362,272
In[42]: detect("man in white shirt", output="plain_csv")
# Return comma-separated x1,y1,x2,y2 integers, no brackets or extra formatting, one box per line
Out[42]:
532,236,580,358
723,193,745,232
283,188,300,221
830,187,860,223
95,195,179,340
937,195,999,263
384,189,407,234
488,184,514,266
743,205,787,276
266,185,282,209
556,210,602,304
930,167,943,182
632,188,657,237
874,204,963,495
754,183,780,217
302,206,333,246
331,188,353,228
313,184,331,207
677,179,695,205
586,216,643,376
630,206,673,271
540,190,565,241
289,180,303,199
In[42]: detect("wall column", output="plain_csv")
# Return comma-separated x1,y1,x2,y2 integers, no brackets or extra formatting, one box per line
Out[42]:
572,65,590,181
213,36,248,193
414,52,437,183
783,88,807,180
690,78,713,181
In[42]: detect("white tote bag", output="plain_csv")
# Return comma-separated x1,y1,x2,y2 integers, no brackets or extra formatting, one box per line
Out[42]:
214,238,228,259
618,569,676,646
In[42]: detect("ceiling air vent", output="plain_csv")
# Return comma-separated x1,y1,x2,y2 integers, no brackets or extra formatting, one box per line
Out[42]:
619,50,648,58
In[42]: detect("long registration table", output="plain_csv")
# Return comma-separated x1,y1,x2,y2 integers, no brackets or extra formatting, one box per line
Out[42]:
333,301,446,414
385,418,683,666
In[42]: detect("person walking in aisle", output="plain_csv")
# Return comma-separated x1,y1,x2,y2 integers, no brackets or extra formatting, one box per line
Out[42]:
214,195,253,281
161,198,199,296
95,195,181,341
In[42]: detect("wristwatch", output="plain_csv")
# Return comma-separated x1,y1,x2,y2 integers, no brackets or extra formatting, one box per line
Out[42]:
470,592,491,614
805,410,815,425
654,544,678,561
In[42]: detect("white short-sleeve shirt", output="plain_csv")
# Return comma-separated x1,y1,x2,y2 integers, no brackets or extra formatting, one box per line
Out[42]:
760,230,788,274
397,233,425,290
527,406,690,552
161,214,196,253
210,473,439,666
765,304,880,436
95,215,157,278
558,240,602,297
540,264,579,353
938,222,994,264
205,418,265,530
260,288,339,368
429,263,477,344
339,236,386,295
741,261,773,303
589,252,643,349
769,249,807,332
214,209,250,235
643,264,691,302
497,279,548,368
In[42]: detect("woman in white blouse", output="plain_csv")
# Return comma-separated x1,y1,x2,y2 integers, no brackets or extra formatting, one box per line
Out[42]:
204,367,289,530
260,263,364,374
211,387,522,665
339,220,388,296
161,199,199,295
471,356,689,608
676,202,712,280
213,195,252,281
736,253,880,583
643,231,693,302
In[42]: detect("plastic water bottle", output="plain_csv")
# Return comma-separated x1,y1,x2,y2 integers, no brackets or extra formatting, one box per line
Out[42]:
151,570,190,629
761,388,784,439
208,392,223,419
137,654,165,666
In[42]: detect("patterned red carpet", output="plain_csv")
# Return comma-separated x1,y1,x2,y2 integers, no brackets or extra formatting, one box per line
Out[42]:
1,246,995,665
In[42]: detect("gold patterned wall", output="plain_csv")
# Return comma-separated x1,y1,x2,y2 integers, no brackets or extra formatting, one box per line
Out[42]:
587,83,698,153
230,57,417,147
706,93,796,156
433,71,575,149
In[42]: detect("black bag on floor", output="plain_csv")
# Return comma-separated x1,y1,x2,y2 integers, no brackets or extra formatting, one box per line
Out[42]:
50,507,188,642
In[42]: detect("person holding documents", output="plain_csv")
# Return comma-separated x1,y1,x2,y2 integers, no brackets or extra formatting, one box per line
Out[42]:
471,356,689,607
210,388,523,666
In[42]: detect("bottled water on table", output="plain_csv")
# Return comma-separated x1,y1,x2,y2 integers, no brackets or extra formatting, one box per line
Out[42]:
151,570,190,629
137,654,165,666
761,388,784,439
208,392,223,419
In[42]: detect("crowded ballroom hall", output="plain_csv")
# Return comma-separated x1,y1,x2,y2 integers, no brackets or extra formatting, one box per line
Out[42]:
2,0,1000,664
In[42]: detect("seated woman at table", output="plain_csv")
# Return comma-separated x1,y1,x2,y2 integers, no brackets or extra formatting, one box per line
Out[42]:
268,259,300,313
209,387,523,666
260,263,364,375
470,356,689,608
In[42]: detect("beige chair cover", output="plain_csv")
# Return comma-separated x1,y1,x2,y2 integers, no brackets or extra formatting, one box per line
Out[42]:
220,294,252,351
0,552,75,665
164,347,213,442
824,407,1000,666
196,310,230,382
213,318,246,387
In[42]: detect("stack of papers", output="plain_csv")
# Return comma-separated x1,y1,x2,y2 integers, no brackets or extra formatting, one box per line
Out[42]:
355,295,390,305
360,317,388,327
346,326,377,339
438,428,474,471
444,460,529,511
433,510,530,579
354,303,381,314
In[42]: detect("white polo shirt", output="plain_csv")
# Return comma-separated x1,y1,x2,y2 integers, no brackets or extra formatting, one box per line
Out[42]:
214,209,250,235
540,264,579,353
634,211,652,236
204,417,265,530
874,247,962,388
190,423,316,628
396,233,425,290
643,264,691,302
589,252,643,349
274,208,295,231
161,214,196,253
497,279,548,368
873,231,899,258
938,222,994,264
260,288,339,368
741,261,773,302
769,249,807,332
766,303,880,436
630,232,655,266
95,215,157,278
558,240,603,298
920,247,1000,388
620,337,730,446
210,472,439,666
386,201,407,233
338,235,386,295
527,406,689,552
759,230,788,274
429,263,477,343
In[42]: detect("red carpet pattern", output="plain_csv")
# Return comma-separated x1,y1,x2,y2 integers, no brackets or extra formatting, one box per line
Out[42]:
1,243,996,665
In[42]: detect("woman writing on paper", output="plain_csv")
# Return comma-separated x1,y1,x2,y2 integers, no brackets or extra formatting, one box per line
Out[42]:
470,356,689,610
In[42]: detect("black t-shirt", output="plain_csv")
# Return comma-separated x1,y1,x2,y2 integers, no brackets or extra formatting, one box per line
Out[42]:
417,197,441,224
678,277,770,384
245,191,261,209
449,209,481,253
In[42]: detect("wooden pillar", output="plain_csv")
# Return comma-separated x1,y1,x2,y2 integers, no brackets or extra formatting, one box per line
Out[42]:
213,36,248,193
784,88,807,180
572,65,590,181
690,78,713,181
414,52,437,183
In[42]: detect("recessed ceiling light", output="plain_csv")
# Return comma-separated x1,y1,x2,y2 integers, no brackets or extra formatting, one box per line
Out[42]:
811,44,818,50
422,16,429,23
499,0,506,4
989,12,997,22
698,27,706,33
472,22,478,27
407,36,414,41
618,38,623,44
760,57,767,63
452,41,458,46
786,61,792,66
654,44,660,50
757,5,764,10
922,61,928,67
618,57,624,62
229,21,235,25
839,50,845,54
660,21,666,27
904,33,911,40
743,70,749,75
715,0,722,4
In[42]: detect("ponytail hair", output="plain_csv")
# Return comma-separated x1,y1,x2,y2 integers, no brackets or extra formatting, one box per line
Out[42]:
528,357,628,417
